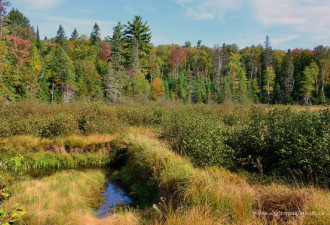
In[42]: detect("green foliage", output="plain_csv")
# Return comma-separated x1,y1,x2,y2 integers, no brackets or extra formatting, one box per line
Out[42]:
0,102,124,137
300,62,319,104
0,157,26,225
228,108,330,186
90,23,101,45
161,112,233,168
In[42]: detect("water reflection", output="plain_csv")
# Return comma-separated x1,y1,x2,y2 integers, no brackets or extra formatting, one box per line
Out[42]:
98,181,132,218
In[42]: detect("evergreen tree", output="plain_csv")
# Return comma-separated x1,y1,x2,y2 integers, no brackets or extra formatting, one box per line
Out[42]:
36,26,40,42
263,35,272,68
7,9,35,39
90,23,101,45
55,25,67,48
110,22,125,71
70,28,79,40
47,46,75,102
183,41,191,48
124,15,151,70
262,35,273,102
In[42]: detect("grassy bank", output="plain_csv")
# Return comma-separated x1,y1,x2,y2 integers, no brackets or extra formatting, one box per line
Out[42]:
113,133,329,224
2,170,139,225
0,135,118,171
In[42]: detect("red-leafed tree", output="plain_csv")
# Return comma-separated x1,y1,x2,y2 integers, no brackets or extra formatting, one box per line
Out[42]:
6,35,31,66
100,41,111,62
169,49,187,77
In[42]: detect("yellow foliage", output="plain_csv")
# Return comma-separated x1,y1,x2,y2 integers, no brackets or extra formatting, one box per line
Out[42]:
151,78,165,100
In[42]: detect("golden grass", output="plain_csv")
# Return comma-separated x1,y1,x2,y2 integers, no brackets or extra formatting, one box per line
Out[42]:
0,134,114,156
122,133,330,225
124,134,255,224
267,104,329,112
2,170,139,225
2,132,329,225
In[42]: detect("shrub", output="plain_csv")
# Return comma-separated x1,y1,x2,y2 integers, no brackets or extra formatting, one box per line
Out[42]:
228,108,330,186
161,112,233,168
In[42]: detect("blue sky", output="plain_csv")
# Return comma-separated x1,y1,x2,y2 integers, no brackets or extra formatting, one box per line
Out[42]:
10,0,330,50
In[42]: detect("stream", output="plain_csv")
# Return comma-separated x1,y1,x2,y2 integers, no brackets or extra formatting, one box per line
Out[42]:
13,168,132,218
97,181,132,218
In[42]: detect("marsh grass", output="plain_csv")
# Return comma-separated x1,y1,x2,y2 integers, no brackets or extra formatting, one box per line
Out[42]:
2,170,139,225
0,135,117,171
114,133,330,224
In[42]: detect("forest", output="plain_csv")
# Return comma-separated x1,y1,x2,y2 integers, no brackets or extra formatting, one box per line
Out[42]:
0,0,329,224
0,3,329,105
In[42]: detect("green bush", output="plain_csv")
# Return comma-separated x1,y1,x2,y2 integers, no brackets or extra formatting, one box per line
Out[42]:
228,108,330,186
161,112,233,168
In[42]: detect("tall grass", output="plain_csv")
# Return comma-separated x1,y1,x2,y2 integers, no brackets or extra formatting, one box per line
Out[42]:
0,135,117,171
115,133,330,224
2,170,139,225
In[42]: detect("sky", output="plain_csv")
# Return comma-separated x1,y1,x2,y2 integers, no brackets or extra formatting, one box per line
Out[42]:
10,0,330,50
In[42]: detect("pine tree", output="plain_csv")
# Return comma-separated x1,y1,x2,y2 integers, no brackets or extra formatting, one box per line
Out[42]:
263,35,272,68
70,28,79,40
90,23,101,45
124,15,151,70
36,26,40,42
262,35,273,102
55,25,67,48
110,22,125,71
47,46,75,102
7,9,35,39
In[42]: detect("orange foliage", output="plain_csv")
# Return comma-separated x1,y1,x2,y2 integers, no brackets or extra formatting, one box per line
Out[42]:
151,78,165,100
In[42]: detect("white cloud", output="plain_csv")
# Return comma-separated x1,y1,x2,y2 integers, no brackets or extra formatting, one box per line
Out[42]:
172,0,330,44
252,0,330,42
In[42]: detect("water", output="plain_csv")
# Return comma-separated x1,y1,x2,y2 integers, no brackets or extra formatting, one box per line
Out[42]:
97,181,132,218
13,168,132,218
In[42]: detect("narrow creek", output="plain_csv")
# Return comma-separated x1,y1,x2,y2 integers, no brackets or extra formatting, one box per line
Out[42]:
97,181,132,218
12,168,132,218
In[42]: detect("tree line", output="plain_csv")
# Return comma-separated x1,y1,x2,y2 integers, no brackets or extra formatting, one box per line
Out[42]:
0,1,329,104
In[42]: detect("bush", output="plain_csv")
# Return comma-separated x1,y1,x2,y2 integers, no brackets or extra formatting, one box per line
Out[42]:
161,112,233,168
228,108,330,186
